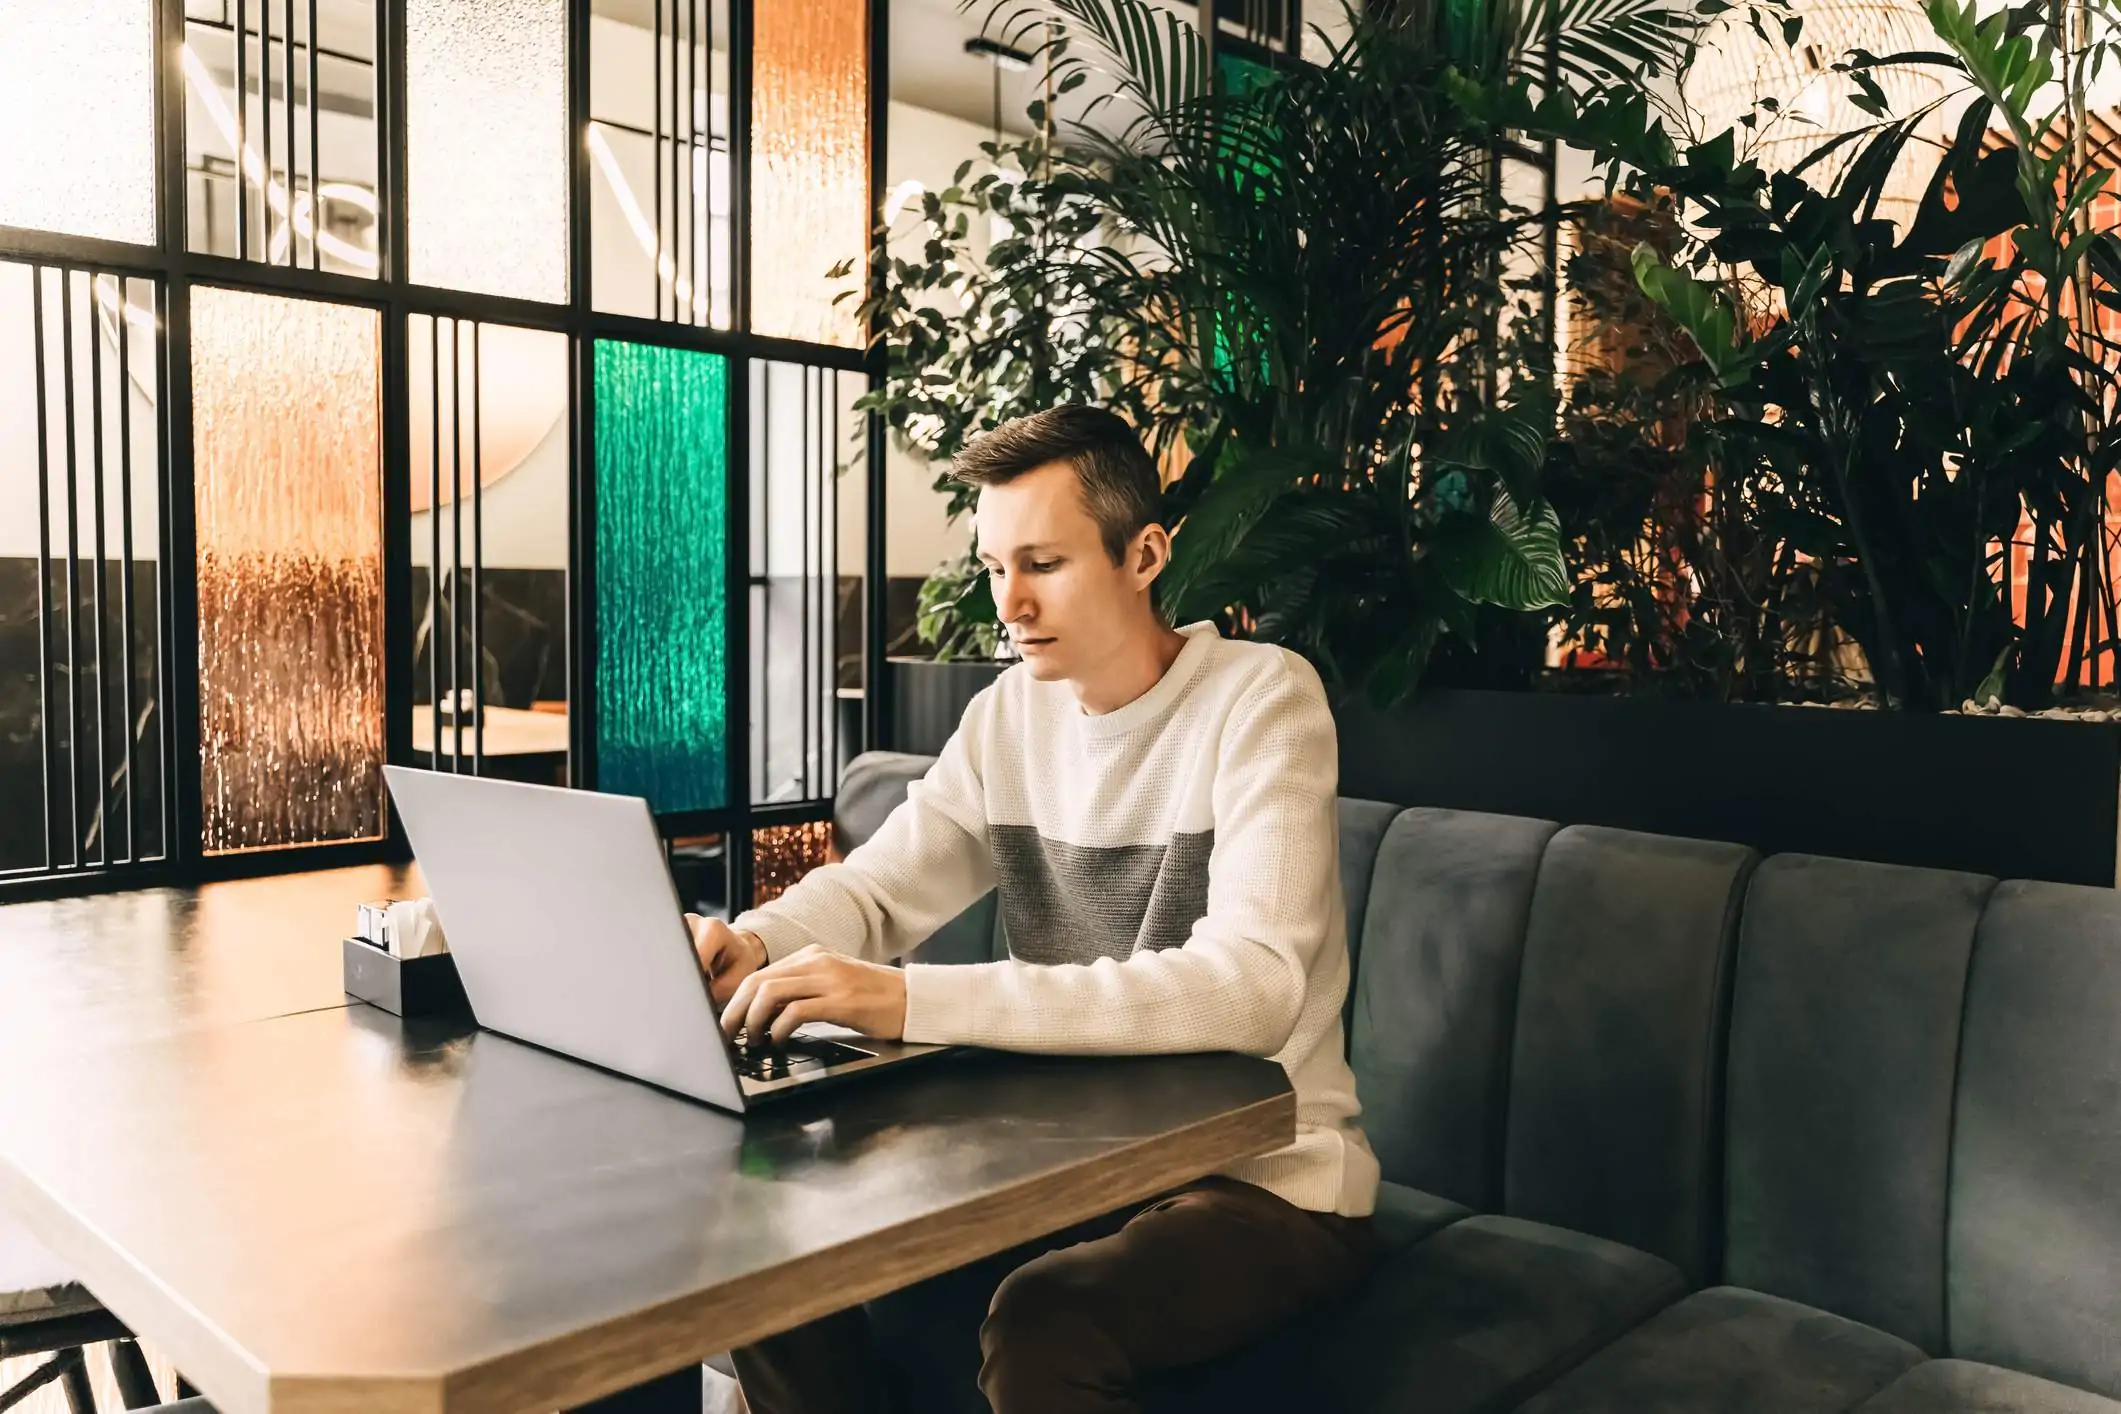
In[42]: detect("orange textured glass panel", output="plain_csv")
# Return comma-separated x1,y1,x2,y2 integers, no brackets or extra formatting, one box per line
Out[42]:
750,0,867,347
752,821,834,907
191,287,385,854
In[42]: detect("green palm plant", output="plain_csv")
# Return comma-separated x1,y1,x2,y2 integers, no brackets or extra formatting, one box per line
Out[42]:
857,0,1739,698
1522,0,2121,710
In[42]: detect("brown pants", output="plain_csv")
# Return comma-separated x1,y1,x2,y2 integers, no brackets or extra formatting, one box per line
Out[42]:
730,1176,1376,1414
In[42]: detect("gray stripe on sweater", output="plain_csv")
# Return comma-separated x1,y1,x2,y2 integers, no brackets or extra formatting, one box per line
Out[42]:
987,824,1215,964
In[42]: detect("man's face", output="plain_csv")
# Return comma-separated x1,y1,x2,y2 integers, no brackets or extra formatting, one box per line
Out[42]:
974,460,1148,684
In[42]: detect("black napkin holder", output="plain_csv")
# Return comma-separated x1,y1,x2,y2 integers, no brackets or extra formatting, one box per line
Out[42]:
342,936,471,1019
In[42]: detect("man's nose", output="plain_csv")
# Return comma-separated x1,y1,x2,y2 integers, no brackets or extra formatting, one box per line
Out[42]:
995,576,1034,624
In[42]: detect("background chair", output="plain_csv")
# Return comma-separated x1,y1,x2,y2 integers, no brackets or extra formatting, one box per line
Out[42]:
1,1221,162,1412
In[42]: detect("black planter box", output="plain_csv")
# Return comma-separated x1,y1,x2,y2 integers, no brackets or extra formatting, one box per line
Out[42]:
343,937,472,1019
1335,689,2121,887
886,658,1009,757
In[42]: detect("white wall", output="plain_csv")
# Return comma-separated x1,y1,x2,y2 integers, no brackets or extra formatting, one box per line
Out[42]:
877,98,1010,580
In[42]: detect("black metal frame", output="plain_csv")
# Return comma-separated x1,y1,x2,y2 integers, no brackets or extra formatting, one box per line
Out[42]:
0,0,891,904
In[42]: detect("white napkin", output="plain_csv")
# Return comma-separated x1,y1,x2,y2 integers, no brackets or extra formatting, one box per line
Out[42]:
386,897,450,959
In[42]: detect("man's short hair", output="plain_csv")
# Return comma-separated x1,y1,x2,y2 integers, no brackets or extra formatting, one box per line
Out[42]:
950,407,1162,565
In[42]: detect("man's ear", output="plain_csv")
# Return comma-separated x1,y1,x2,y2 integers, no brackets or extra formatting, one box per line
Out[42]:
1135,525,1171,581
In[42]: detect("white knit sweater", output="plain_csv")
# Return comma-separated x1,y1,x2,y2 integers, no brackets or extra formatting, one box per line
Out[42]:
731,621,1381,1216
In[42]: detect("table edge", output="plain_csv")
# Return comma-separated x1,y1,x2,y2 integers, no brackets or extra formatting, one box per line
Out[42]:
277,1085,1297,1414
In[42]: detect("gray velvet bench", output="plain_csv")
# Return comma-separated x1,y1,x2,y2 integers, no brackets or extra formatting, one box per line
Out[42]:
844,749,2121,1414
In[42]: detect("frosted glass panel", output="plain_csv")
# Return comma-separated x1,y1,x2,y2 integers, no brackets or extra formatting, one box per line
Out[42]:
595,340,727,813
406,0,568,303
750,0,866,347
191,287,385,854
0,0,156,243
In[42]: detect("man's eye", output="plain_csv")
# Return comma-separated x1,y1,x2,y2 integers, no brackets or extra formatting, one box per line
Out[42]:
1030,560,1061,572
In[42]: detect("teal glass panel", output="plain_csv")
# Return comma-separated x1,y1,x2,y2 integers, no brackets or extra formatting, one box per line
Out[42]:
594,340,727,812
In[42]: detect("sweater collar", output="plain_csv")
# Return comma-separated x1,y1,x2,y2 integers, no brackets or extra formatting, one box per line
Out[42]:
1070,622,1221,739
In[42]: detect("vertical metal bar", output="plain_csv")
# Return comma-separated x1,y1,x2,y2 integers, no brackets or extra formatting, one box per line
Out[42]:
260,0,273,263
570,333,596,789
59,269,82,868
668,0,680,327
712,0,721,324
32,269,56,873
118,279,138,863
308,0,320,270
283,0,297,268
814,364,822,797
472,321,484,772
381,298,413,840
449,317,464,769
384,0,407,286
89,275,111,867
428,314,442,770
757,362,770,799
150,0,180,863
801,364,813,800
163,273,200,868
156,0,184,260
655,0,666,322
725,355,753,906
828,370,840,792
569,0,595,788
686,0,698,324
694,0,707,324
862,0,889,752
236,0,250,260
730,0,751,331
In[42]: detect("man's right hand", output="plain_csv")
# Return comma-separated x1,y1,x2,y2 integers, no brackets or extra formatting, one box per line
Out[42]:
688,914,768,1005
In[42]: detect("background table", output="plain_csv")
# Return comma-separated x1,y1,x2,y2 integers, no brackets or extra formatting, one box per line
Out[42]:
0,873,1293,1414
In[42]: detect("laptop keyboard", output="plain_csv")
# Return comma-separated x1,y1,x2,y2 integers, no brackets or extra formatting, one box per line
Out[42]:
731,1028,875,1082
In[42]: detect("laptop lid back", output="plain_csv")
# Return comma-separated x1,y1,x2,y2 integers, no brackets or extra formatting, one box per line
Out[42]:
383,766,745,1112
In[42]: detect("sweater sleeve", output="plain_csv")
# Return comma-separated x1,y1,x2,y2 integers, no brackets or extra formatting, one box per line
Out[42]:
729,691,998,965
898,657,1339,1055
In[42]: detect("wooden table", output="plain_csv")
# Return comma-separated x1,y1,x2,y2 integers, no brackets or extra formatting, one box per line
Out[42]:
0,873,1294,1414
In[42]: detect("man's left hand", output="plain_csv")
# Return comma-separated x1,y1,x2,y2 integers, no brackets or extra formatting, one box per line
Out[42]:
719,945,908,1044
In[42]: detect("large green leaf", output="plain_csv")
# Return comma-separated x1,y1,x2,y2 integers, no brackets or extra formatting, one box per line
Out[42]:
1631,244,1752,388
1161,443,1324,615
1431,490,1572,611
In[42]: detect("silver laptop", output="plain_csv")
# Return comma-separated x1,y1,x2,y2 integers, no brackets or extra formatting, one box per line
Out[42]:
383,766,952,1114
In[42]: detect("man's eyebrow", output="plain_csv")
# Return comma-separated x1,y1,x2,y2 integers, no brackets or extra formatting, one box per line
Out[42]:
978,543,1062,558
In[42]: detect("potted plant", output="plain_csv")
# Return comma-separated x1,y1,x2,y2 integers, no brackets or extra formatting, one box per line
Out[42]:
854,0,1716,724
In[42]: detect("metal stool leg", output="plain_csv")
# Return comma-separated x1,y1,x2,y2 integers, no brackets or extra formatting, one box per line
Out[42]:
109,1339,160,1409
60,1348,97,1414
0,1349,84,1414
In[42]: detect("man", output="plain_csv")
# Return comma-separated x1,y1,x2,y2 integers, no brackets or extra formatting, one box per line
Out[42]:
691,406,1379,1414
